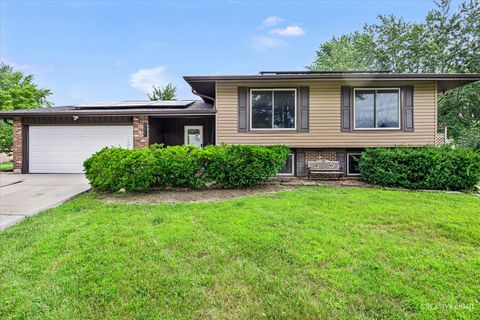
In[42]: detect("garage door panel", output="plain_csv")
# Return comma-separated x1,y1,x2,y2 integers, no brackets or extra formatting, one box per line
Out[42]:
29,126,133,173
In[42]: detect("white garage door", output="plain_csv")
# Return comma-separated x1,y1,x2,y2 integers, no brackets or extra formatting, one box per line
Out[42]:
29,125,133,173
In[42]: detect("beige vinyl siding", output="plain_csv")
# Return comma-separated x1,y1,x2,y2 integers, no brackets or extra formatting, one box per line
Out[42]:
216,80,436,147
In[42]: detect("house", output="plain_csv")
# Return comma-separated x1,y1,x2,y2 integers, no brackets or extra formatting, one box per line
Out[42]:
1,71,479,176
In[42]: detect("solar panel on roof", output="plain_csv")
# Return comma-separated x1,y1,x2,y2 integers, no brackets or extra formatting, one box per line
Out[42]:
75,100,195,109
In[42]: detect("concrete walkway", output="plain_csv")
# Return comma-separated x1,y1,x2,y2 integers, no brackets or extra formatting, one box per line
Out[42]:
0,174,90,231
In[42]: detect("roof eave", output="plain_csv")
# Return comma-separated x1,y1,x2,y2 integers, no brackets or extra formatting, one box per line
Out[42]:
184,73,480,81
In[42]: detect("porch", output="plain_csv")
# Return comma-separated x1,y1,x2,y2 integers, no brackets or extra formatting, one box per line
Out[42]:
148,116,215,147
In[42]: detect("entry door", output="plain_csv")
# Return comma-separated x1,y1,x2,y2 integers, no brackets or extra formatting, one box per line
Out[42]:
184,125,203,148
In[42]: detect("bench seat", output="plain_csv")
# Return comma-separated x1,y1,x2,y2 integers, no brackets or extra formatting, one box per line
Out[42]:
307,159,345,179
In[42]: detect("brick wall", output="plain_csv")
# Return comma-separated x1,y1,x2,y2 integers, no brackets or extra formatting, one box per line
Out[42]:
12,117,23,173
296,148,343,163
294,148,347,179
133,116,149,148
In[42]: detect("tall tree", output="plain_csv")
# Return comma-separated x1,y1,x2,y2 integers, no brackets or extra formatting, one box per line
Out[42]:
148,83,177,101
0,64,51,110
0,64,52,154
307,32,378,71
364,15,412,72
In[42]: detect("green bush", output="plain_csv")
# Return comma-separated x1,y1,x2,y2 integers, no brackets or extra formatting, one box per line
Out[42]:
84,144,290,192
359,146,480,191
204,144,290,188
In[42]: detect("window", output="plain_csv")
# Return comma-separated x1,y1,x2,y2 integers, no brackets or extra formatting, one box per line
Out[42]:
279,154,294,175
250,89,296,130
347,153,361,176
354,88,400,129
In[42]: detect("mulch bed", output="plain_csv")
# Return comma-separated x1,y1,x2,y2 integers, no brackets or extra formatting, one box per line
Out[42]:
99,184,295,204
98,178,376,204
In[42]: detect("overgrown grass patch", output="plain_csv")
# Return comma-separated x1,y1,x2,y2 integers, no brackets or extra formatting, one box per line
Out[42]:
1,187,479,319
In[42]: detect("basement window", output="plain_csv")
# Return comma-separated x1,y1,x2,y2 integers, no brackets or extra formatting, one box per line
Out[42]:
279,154,295,175
347,153,362,176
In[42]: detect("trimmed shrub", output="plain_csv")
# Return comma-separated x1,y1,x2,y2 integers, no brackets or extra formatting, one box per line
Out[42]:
83,147,158,192
84,144,290,192
204,144,291,188
359,146,480,191
151,145,209,189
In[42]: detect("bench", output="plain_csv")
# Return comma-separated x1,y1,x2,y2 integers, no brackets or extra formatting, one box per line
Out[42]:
307,159,345,179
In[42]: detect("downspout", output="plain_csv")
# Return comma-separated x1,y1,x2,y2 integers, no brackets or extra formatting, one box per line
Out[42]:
191,89,216,145
191,89,215,104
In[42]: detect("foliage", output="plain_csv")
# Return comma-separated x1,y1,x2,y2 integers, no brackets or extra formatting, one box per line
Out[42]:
84,144,290,192
0,64,52,154
204,144,290,188
455,123,480,150
0,123,13,155
148,83,177,101
438,81,480,140
1,188,480,319
0,64,52,111
306,32,378,71
308,0,480,147
359,146,480,190
152,145,210,189
0,161,13,172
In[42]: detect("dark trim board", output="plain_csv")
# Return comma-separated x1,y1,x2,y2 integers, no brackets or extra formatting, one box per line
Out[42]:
22,125,29,173
22,116,133,125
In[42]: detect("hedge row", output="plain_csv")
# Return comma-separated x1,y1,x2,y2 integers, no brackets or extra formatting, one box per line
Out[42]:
83,144,290,192
359,146,480,191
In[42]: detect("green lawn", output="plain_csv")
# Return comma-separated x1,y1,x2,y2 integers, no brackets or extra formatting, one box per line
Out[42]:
0,161,13,172
1,187,479,319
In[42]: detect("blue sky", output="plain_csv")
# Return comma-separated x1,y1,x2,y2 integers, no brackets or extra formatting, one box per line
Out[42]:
0,0,459,105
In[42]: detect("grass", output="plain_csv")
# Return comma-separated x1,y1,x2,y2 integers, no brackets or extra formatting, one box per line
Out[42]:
0,161,13,172
0,187,479,319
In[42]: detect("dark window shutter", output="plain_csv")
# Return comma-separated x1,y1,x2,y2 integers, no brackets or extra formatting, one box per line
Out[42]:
296,152,306,177
403,86,414,132
336,151,346,175
238,86,248,132
341,86,352,132
299,86,309,132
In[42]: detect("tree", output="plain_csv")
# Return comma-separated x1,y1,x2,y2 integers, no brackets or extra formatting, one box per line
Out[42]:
309,0,480,148
148,83,177,101
307,32,378,71
0,64,52,154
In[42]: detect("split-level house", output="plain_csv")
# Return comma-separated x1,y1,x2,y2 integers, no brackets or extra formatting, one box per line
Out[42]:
1,71,479,176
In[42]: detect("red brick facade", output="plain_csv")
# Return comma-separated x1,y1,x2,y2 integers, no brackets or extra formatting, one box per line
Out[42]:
12,117,23,173
133,116,149,148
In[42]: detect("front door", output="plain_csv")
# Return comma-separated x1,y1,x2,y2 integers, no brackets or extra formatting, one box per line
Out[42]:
184,125,203,148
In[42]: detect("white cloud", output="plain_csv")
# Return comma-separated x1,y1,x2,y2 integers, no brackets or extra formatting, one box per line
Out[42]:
129,66,168,93
0,56,58,75
262,16,283,27
114,59,123,67
270,26,305,37
251,36,287,51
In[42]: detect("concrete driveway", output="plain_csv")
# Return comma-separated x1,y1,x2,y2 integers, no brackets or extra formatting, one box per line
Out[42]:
0,174,90,231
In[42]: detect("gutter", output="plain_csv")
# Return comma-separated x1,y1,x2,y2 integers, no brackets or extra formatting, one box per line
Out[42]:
0,110,216,119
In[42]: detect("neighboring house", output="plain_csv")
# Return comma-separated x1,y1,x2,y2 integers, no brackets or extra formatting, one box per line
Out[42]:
0,71,479,176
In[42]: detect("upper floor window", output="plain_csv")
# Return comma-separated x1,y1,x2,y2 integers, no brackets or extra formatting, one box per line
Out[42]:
354,88,400,129
250,89,296,130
